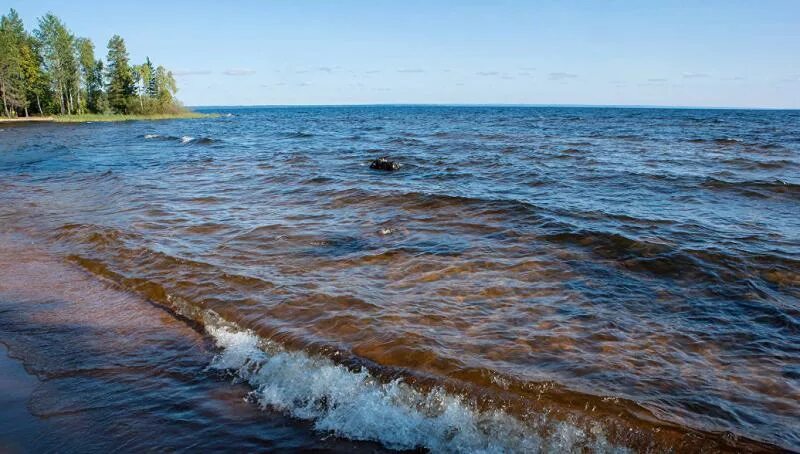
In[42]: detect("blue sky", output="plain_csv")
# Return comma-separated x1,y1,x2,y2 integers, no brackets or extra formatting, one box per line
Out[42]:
12,1,800,108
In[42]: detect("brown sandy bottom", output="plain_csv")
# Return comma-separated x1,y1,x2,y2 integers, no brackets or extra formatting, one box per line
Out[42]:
0,232,394,453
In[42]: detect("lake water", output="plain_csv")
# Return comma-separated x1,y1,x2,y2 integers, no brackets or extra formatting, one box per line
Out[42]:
0,106,798,452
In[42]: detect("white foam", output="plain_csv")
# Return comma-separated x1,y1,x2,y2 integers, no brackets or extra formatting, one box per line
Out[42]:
207,325,621,453
144,134,160,139
180,135,194,143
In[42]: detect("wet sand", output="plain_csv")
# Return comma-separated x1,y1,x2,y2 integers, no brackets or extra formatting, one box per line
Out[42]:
0,343,49,453
0,232,391,452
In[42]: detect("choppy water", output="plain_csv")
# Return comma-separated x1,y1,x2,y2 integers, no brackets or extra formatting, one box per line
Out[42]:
0,106,798,452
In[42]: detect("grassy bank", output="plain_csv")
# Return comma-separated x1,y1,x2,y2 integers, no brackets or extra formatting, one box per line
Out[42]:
0,116,55,123
52,112,213,122
0,112,214,123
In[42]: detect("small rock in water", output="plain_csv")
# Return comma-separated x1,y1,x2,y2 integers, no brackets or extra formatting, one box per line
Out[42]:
370,157,400,171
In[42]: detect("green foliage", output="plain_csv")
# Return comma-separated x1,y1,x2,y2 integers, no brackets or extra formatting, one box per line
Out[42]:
0,9,28,117
0,10,186,118
35,13,80,115
105,34,134,113
51,112,208,122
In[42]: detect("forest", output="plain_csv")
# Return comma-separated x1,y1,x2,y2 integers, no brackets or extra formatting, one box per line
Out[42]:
0,9,183,118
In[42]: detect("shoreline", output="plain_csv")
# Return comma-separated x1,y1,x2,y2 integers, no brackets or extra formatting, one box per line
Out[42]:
0,232,390,452
0,112,213,124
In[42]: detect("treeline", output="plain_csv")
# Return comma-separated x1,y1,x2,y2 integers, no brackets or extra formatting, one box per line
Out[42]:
0,9,182,118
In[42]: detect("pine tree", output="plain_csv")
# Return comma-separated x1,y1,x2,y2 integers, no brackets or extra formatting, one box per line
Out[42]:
105,34,134,113
91,59,108,113
145,57,157,97
0,9,28,117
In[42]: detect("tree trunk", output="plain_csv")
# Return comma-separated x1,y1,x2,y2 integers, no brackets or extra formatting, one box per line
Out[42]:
24,105,28,117
58,82,65,115
36,94,42,115
1,80,9,118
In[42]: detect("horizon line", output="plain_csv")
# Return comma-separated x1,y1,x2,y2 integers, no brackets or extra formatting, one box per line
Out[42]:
187,103,800,111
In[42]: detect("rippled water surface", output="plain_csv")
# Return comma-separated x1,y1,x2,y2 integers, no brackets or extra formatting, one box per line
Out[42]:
0,106,798,452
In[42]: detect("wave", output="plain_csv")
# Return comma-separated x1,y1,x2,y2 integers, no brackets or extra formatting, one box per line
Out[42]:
702,177,800,198
207,324,600,452
686,137,742,145
58,231,787,452
143,134,216,145
387,137,425,146
721,157,797,170
281,131,314,139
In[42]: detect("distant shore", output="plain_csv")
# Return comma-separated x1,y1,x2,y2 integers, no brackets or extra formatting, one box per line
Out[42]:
0,112,213,124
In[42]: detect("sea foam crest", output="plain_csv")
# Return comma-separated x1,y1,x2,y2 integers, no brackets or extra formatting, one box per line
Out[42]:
180,135,194,143
207,325,620,453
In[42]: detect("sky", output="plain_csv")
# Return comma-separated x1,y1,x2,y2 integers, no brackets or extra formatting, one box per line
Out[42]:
11,0,800,108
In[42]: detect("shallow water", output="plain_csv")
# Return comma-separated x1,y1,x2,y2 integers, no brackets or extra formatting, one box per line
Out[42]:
0,106,798,452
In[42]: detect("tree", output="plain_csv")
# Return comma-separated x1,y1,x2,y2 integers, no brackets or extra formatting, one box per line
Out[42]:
2,11,185,117
91,59,108,113
35,13,79,115
145,57,156,98
149,65,178,113
105,34,134,113
75,37,92,113
20,32,49,115
0,9,28,117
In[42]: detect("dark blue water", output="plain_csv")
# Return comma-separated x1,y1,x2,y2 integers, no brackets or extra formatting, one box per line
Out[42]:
0,106,798,452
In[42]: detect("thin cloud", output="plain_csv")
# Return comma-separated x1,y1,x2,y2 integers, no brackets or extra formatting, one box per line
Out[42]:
548,72,578,81
397,68,424,73
295,66,337,74
682,72,710,79
224,68,256,76
520,66,536,71
647,78,668,83
172,69,212,76
477,71,514,79
777,76,799,83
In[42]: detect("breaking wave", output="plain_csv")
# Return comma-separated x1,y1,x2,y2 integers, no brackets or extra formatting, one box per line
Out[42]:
206,323,616,453
143,134,216,145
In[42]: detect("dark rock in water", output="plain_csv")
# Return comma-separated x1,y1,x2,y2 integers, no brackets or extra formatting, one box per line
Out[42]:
370,157,400,171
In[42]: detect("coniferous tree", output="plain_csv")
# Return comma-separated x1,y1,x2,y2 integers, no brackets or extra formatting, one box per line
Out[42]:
145,57,156,98
0,9,27,117
105,34,134,113
91,59,108,113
